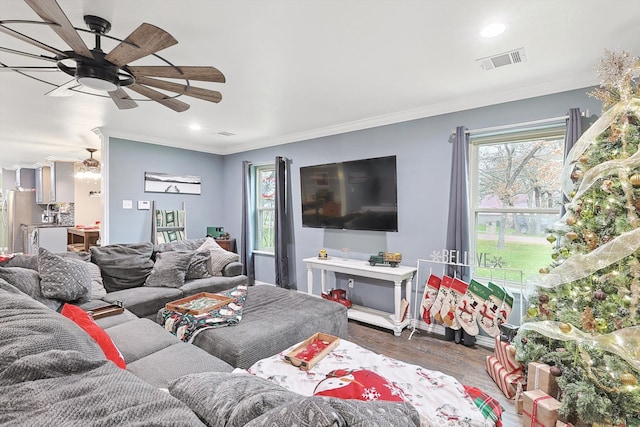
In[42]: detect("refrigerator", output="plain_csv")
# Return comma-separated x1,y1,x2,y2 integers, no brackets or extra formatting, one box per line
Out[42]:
2,190,43,254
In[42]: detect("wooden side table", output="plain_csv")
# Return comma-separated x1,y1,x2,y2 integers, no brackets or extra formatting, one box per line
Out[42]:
215,238,236,253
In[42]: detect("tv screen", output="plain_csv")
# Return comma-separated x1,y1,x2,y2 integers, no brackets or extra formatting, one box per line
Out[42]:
300,156,398,232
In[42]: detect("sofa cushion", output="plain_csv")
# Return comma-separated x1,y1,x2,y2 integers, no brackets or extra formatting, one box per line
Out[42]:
0,288,105,375
85,261,107,299
180,274,248,297
103,286,183,318
145,251,193,288
185,249,212,280
105,318,179,364
127,342,234,389
153,237,207,254
169,372,299,427
191,285,347,369
0,349,207,426
38,247,92,303
91,243,154,292
0,266,61,310
198,237,240,276
1,251,91,271
61,303,126,369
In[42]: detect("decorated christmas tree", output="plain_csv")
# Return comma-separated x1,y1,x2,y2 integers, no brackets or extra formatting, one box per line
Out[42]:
516,50,640,424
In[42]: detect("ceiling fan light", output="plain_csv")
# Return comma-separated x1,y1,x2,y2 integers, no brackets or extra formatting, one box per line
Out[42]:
76,63,119,91
77,76,118,91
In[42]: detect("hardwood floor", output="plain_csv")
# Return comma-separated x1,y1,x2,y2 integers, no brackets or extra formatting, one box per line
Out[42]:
346,320,522,427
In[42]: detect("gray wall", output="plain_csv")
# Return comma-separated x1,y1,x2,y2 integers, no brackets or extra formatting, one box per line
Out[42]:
107,138,225,244
221,87,603,314
104,88,602,317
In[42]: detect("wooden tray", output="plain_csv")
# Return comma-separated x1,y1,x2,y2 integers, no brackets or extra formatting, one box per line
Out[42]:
88,303,124,319
284,332,340,371
165,292,233,315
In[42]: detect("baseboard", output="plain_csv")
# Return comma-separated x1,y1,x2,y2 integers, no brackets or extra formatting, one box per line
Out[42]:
408,319,494,349
254,280,274,286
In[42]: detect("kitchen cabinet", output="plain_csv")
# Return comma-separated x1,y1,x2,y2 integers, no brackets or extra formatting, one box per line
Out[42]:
35,166,51,204
15,168,35,189
50,162,74,203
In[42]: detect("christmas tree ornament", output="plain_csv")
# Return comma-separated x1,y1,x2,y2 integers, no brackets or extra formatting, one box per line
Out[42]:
549,366,562,377
593,289,607,301
547,235,557,244
621,372,638,386
420,274,441,325
455,279,491,336
571,169,584,183
539,267,550,274
566,216,577,226
595,318,608,333
539,294,550,304
579,155,589,164
440,277,468,329
583,230,599,251
558,323,572,333
431,275,452,324
566,231,579,241
631,174,640,187
527,306,539,317
478,282,507,336
601,179,614,193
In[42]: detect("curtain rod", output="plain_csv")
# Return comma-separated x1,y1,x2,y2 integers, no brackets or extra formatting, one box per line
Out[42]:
452,114,570,136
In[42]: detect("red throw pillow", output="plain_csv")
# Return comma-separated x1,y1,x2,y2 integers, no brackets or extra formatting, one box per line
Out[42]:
61,303,126,369
313,369,405,402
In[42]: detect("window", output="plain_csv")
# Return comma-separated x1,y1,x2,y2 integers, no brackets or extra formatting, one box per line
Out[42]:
255,164,275,252
470,123,566,282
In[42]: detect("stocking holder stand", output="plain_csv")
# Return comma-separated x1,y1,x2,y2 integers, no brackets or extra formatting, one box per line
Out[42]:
408,257,524,342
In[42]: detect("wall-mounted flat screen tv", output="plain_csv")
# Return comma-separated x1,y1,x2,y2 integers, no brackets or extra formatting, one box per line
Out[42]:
300,155,398,232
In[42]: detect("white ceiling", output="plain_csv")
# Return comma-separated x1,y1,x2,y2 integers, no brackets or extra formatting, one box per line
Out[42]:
1,0,639,170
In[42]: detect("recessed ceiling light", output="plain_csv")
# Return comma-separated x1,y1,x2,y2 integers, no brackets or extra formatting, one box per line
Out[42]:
480,22,506,38
189,123,202,131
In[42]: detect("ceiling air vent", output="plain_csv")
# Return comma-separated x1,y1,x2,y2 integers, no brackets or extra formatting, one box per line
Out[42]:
477,47,527,70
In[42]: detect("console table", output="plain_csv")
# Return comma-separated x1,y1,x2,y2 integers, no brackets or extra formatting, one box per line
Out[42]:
303,257,417,336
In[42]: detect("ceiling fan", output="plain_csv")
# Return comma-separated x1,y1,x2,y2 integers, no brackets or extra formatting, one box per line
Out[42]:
0,0,225,112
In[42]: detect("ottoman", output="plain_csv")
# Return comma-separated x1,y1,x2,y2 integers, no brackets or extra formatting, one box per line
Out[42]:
159,285,348,369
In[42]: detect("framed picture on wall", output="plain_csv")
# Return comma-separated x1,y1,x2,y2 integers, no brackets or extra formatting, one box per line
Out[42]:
144,172,202,195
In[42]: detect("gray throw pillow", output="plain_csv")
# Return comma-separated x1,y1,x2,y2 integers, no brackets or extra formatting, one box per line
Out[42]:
38,247,92,303
90,243,154,292
185,250,211,280
197,237,240,276
145,251,194,288
0,266,61,310
85,261,106,299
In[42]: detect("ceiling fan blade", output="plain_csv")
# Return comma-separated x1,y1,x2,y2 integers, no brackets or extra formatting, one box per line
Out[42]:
135,76,222,103
0,24,65,56
0,46,58,62
108,88,138,110
127,83,189,112
45,79,79,97
128,66,225,83
104,23,177,67
24,0,93,59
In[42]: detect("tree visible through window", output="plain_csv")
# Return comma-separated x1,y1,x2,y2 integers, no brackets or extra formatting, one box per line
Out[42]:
470,124,566,281
256,165,275,251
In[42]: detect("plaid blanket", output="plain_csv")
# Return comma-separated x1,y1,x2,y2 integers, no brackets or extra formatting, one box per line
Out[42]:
464,385,504,427
160,286,247,342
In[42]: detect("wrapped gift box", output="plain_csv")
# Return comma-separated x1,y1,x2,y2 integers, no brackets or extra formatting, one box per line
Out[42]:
494,334,523,373
523,389,561,427
486,355,525,399
527,362,559,399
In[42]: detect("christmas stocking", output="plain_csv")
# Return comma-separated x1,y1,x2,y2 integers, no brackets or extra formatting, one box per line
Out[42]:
431,275,452,324
420,274,441,324
477,282,506,337
455,279,491,336
496,286,514,326
440,277,468,329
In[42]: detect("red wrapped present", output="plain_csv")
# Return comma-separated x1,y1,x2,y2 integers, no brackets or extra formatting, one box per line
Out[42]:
486,355,525,399
494,334,523,373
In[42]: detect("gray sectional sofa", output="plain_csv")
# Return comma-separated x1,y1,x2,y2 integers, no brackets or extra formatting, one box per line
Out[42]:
0,238,417,425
